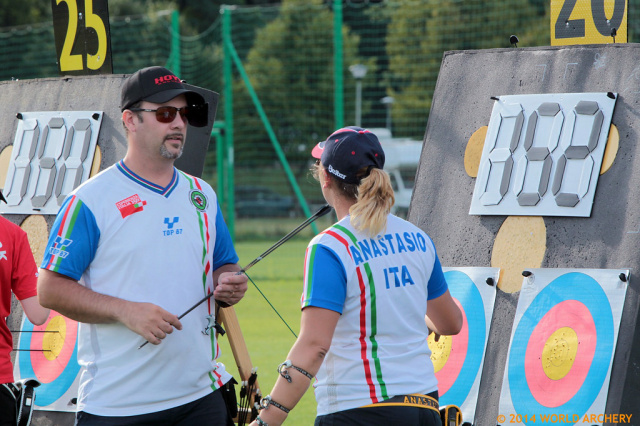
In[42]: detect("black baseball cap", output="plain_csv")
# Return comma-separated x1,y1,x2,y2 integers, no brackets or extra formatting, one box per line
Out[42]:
120,66,205,112
311,126,385,184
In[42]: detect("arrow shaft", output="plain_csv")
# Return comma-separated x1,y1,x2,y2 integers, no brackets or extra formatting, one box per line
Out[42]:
138,204,332,349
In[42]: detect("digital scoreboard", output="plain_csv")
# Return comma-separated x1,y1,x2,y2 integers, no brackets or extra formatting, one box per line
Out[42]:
470,92,616,217
1,111,102,215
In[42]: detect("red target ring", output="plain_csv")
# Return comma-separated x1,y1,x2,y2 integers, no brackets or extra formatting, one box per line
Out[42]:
524,300,596,407
509,272,614,416
435,298,468,394
28,311,78,383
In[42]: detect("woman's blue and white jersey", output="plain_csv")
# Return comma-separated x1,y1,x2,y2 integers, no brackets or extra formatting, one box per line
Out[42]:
302,214,447,415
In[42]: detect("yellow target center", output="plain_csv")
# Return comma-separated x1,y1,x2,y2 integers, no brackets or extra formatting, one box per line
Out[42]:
428,334,452,373
42,316,67,361
541,326,578,380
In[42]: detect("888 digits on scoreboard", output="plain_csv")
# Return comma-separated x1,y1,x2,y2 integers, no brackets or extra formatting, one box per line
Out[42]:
1,111,102,215
469,92,617,218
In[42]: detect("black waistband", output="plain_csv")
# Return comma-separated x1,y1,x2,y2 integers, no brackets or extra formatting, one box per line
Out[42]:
360,392,439,412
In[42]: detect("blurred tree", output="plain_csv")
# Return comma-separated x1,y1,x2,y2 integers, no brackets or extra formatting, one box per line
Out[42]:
517,1,552,48
0,0,50,28
0,1,274,32
343,1,390,129
232,0,371,166
385,0,545,138
173,0,276,34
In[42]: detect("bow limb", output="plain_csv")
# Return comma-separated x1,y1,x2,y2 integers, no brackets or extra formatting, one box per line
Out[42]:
218,305,261,423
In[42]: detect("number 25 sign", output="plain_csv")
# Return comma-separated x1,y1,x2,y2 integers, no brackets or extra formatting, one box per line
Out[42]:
51,0,113,75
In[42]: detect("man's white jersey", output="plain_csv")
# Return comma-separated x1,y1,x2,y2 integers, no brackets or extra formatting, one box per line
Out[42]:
42,161,237,416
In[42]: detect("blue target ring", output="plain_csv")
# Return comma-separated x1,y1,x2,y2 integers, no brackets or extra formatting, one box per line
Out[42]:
508,272,613,419
440,270,486,405
18,316,80,407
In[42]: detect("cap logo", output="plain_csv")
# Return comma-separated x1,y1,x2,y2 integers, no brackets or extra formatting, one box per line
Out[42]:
154,75,181,85
327,164,346,180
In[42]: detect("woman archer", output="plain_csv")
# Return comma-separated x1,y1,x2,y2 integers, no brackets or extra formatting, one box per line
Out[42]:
250,126,462,426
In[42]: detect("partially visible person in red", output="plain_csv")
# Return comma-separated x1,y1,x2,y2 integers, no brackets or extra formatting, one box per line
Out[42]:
0,189,50,426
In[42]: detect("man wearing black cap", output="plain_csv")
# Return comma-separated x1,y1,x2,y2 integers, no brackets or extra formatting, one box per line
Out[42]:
37,67,247,425
1,190,50,426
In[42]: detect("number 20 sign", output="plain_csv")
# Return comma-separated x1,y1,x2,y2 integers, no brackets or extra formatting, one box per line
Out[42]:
551,0,627,45
469,93,617,217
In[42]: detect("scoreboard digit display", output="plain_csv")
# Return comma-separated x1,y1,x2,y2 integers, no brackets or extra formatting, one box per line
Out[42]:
1,111,102,215
469,92,617,217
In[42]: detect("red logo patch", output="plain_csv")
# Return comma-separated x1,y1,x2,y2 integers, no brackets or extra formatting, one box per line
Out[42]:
116,194,147,218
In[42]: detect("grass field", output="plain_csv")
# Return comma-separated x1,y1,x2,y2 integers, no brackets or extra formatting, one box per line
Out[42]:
217,236,323,425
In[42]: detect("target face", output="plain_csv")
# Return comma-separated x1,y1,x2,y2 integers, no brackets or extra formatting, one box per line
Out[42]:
431,267,498,423
431,298,467,395
16,310,80,408
500,269,628,423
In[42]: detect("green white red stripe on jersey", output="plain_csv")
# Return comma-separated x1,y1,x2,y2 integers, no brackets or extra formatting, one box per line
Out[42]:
47,195,83,271
302,223,389,403
179,171,222,383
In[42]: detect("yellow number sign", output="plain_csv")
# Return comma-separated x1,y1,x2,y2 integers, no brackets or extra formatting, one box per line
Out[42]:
51,0,112,75
551,0,627,46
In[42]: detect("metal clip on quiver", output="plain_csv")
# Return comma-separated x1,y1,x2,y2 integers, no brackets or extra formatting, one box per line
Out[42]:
440,404,463,426
13,378,41,426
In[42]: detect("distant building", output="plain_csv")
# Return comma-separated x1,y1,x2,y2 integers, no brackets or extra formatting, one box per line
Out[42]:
370,128,423,217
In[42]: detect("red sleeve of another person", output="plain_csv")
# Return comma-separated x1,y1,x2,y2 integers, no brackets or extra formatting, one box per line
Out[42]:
0,216,38,384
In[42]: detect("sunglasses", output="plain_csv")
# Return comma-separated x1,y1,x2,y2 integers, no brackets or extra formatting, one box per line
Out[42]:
129,104,208,128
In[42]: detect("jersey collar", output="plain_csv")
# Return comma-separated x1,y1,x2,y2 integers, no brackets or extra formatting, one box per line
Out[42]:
116,160,179,197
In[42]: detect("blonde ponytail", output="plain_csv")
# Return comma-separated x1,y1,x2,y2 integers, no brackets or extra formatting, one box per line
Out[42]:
349,168,395,237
